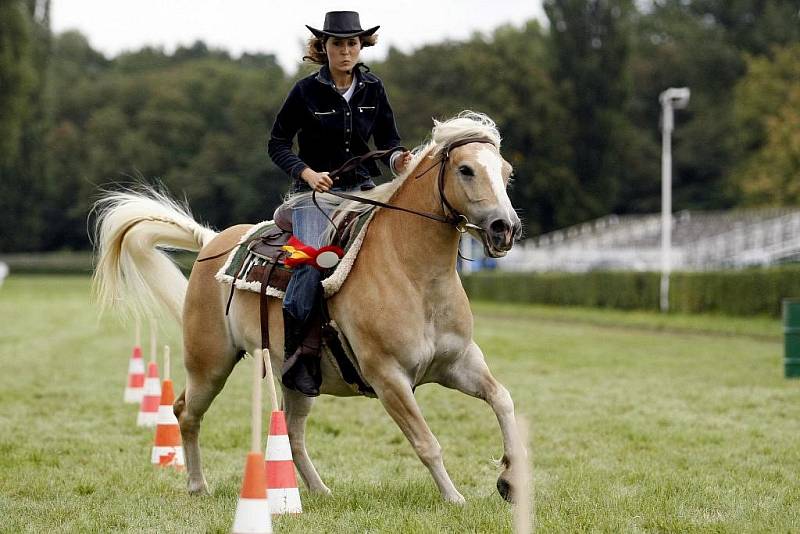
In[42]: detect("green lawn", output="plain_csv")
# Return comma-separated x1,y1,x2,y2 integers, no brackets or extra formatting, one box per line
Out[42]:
0,276,797,533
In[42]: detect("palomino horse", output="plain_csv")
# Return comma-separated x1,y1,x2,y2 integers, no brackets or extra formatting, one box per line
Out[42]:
94,111,523,503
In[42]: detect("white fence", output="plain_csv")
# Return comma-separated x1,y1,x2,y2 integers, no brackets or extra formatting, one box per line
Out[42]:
501,209,800,272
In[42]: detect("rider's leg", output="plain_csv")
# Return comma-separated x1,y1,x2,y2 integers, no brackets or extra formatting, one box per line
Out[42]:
281,195,331,396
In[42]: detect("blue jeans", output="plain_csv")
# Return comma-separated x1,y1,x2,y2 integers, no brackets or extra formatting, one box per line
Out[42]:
282,180,373,322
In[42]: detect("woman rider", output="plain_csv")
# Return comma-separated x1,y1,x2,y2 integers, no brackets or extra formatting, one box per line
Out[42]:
268,11,412,396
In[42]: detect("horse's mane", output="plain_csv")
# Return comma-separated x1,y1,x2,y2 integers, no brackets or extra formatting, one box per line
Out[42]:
283,110,502,244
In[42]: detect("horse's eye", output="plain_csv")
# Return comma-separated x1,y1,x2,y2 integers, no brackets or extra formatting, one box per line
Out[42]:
458,165,474,177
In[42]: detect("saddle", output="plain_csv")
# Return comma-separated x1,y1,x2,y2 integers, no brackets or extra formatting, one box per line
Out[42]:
211,201,376,396
231,203,367,292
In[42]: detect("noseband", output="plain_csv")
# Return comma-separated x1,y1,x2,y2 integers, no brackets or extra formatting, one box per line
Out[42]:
321,136,497,235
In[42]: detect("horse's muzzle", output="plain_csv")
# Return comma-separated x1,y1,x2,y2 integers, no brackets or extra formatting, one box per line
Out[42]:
482,215,521,258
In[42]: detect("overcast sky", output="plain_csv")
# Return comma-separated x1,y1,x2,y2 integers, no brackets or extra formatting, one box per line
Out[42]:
50,1,546,73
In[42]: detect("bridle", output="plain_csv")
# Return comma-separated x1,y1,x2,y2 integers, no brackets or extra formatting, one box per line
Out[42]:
318,136,497,237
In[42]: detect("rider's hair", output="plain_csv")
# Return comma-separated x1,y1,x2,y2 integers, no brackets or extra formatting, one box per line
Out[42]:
302,35,378,64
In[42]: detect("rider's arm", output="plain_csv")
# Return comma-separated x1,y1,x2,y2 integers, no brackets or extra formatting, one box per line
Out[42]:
268,84,309,180
372,83,403,169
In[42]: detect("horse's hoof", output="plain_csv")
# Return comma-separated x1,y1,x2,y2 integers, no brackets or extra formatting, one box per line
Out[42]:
444,491,466,505
187,480,209,496
496,477,513,502
310,484,332,496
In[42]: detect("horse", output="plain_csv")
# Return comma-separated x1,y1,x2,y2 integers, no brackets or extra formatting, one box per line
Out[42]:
93,111,524,504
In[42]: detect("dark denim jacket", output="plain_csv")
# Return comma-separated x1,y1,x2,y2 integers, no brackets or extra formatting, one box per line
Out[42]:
268,64,402,192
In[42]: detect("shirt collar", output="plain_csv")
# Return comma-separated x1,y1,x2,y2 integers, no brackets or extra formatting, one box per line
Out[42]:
316,63,375,87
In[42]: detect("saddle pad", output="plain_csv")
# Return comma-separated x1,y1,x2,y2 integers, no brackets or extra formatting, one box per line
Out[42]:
215,207,377,299
214,221,290,298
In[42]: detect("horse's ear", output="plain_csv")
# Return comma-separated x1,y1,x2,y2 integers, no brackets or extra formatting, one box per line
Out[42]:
502,159,514,184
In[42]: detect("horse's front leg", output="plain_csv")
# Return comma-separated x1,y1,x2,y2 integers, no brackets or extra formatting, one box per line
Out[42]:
441,341,524,502
282,386,331,495
365,362,465,504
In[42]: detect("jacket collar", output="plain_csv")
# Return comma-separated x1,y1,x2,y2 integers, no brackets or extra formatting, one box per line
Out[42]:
315,63,378,88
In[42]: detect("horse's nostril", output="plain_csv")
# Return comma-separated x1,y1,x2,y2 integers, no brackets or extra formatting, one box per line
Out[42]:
490,219,511,236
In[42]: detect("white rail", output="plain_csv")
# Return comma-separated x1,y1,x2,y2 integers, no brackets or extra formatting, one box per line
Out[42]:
502,209,800,272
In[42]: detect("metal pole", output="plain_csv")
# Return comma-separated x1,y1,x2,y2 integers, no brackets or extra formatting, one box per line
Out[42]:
658,87,689,312
251,349,263,453
660,101,673,312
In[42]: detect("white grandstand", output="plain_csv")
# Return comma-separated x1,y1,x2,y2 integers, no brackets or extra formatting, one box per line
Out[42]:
499,208,800,272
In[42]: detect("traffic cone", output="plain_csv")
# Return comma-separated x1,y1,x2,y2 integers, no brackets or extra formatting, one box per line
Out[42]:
233,349,272,533
136,361,160,427
232,452,273,534
265,410,302,514
151,378,184,469
124,345,145,404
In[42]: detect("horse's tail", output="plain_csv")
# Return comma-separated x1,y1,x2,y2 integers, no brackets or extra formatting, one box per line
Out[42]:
92,187,218,325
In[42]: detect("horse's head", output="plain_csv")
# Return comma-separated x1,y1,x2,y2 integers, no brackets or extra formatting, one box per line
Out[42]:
431,113,522,258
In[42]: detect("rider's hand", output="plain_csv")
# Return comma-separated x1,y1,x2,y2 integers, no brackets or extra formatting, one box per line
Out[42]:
393,151,413,173
301,168,333,192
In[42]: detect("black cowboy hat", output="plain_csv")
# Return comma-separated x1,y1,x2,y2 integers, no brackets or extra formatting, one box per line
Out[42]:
306,11,379,40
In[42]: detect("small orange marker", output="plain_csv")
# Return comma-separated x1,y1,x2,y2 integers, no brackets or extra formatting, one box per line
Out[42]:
151,346,184,469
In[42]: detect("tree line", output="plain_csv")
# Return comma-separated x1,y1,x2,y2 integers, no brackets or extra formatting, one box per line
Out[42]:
1,0,799,252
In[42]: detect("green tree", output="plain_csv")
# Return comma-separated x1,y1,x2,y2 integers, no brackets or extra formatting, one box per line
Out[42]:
0,0,50,252
36,35,291,246
626,2,743,212
627,0,800,213
0,1,35,165
731,43,800,205
544,0,636,221
687,0,800,56
376,21,575,233
8,2,800,252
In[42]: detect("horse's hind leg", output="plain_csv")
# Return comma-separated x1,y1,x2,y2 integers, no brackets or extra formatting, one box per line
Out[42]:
367,366,465,504
440,341,523,503
174,346,237,495
282,387,331,494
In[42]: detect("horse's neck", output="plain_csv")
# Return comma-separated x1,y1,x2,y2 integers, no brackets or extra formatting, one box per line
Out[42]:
370,165,460,281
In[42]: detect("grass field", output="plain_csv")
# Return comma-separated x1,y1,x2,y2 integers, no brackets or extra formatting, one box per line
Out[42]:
1,276,798,533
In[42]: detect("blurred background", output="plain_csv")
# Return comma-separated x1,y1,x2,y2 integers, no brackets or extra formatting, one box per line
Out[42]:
1,0,799,314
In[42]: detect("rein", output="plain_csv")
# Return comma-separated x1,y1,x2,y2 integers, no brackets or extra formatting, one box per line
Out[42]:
318,137,496,235
198,137,496,264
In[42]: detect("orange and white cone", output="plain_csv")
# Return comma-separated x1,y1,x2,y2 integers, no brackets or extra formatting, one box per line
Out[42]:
265,410,302,514
137,361,161,427
151,378,184,469
232,451,273,534
124,345,145,404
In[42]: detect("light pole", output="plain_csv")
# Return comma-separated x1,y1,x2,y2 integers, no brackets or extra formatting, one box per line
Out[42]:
659,87,690,312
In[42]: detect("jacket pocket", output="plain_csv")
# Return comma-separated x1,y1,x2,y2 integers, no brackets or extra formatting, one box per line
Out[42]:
356,105,377,138
312,109,341,135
